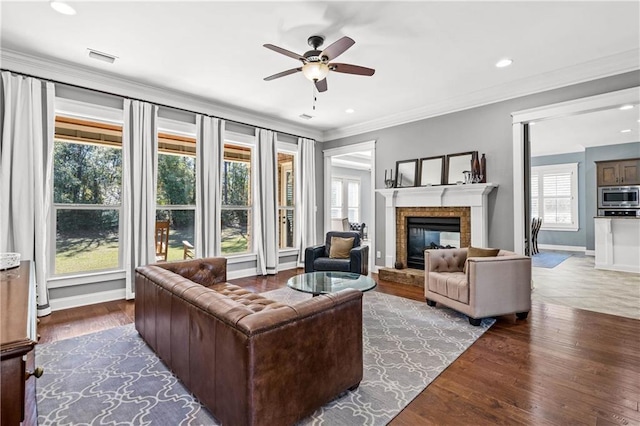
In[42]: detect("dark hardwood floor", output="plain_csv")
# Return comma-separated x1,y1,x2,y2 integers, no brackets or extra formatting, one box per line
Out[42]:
28,269,639,425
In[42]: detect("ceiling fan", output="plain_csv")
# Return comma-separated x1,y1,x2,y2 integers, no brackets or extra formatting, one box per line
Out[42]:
263,35,375,93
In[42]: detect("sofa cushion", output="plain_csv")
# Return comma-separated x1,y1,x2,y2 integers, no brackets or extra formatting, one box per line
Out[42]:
464,246,500,273
329,236,354,259
427,271,469,304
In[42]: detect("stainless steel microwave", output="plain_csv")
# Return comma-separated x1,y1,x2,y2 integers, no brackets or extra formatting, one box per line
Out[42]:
598,186,640,208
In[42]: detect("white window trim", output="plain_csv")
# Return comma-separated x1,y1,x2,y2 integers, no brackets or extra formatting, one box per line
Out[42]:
50,102,125,285
531,162,579,232
222,132,256,256
277,141,297,252
331,175,362,223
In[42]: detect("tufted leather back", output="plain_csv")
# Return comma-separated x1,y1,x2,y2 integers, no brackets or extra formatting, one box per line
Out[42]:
154,257,227,286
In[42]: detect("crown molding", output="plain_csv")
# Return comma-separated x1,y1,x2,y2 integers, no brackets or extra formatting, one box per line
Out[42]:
322,50,640,141
1,49,323,141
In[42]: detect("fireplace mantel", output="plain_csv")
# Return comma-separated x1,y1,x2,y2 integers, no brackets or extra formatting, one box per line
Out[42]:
376,183,498,268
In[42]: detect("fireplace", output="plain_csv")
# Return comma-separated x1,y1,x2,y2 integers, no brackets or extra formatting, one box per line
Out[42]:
406,217,461,269
377,184,497,273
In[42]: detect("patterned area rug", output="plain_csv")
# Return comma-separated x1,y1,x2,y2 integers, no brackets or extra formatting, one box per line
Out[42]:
36,289,494,425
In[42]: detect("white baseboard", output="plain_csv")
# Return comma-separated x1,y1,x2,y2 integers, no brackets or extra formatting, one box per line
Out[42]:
371,265,380,274
584,250,595,257
227,267,258,280
595,263,640,274
278,261,298,272
538,244,586,253
50,289,126,312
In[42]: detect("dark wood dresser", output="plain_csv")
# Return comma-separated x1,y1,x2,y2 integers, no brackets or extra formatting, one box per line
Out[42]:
1,261,39,425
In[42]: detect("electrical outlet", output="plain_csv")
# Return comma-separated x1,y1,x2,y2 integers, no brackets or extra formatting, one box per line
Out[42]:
376,251,381,259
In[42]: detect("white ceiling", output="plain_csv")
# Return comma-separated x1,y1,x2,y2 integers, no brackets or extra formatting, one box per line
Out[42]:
531,105,640,157
1,1,639,143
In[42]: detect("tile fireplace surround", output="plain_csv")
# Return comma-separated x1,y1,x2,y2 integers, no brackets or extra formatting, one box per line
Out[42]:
376,184,498,268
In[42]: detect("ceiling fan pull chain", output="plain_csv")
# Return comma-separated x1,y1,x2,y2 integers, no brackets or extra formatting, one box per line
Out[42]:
312,84,317,110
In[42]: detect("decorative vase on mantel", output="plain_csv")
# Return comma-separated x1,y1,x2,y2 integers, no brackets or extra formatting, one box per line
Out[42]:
471,152,481,183
480,153,487,183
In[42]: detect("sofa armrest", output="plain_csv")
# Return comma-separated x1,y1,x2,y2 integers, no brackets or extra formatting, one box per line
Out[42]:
467,255,532,317
349,245,369,275
148,257,227,286
425,248,466,273
304,244,326,272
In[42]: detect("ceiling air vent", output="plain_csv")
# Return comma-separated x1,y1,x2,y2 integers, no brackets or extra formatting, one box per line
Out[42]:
299,114,313,120
87,49,117,64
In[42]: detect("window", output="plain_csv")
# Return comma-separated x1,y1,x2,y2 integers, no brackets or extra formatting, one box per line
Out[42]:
222,143,252,254
277,151,296,249
52,116,123,275
331,177,360,222
531,163,578,231
156,131,196,261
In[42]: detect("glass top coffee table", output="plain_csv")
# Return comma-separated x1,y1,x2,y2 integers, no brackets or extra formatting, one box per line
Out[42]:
287,271,377,297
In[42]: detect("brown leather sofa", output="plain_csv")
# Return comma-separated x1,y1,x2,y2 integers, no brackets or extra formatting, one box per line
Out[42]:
135,257,363,426
424,248,531,326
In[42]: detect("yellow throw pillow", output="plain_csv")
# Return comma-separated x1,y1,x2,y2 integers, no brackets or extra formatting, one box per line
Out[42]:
464,246,500,273
329,237,355,259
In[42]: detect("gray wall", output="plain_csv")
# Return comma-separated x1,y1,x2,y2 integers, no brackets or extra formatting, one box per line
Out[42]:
319,71,640,266
532,142,640,250
585,142,640,249
531,152,586,248
330,165,372,231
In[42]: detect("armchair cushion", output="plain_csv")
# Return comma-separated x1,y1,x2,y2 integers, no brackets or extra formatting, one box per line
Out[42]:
463,246,500,273
329,236,355,259
304,231,368,275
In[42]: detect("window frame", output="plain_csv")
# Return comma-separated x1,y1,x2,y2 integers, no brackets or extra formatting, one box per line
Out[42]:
277,142,298,252
221,132,256,257
531,163,579,232
331,175,362,223
156,118,197,262
50,112,125,279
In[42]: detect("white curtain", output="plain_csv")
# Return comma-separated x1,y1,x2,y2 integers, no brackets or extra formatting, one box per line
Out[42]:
255,128,278,275
195,115,224,258
297,137,317,266
0,72,55,316
122,100,158,299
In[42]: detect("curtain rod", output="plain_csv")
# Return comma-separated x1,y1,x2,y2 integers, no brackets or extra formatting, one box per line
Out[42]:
0,68,308,141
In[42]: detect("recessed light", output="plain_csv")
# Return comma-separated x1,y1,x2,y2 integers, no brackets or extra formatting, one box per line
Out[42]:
88,49,117,64
299,114,313,120
50,1,76,15
495,58,513,68
345,108,355,114
620,129,632,133
619,104,634,110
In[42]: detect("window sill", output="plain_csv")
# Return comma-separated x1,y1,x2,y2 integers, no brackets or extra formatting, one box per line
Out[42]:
278,248,299,256
540,226,579,232
225,253,257,264
48,269,126,288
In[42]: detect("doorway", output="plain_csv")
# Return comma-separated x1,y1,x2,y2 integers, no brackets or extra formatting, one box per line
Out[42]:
323,141,376,274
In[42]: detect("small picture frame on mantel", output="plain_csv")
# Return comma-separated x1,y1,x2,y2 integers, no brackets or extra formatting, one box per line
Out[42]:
395,159,418,188
446,151,477,184
418,155,445,186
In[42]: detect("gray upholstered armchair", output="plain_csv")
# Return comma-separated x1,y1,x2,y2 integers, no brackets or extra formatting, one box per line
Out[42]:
305,231,369,275
424,247,531,326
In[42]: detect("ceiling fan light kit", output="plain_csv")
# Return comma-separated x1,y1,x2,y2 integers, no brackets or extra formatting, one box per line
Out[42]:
263,35,375,93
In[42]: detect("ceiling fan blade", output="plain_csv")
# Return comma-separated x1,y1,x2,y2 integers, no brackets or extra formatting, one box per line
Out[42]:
315,78,328,93
264,67,302,81
330,63,375,76
320,36,355,61
263,44,306,62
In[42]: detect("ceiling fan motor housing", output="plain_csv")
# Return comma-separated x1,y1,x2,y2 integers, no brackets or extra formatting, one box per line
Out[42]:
307,35,325,49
